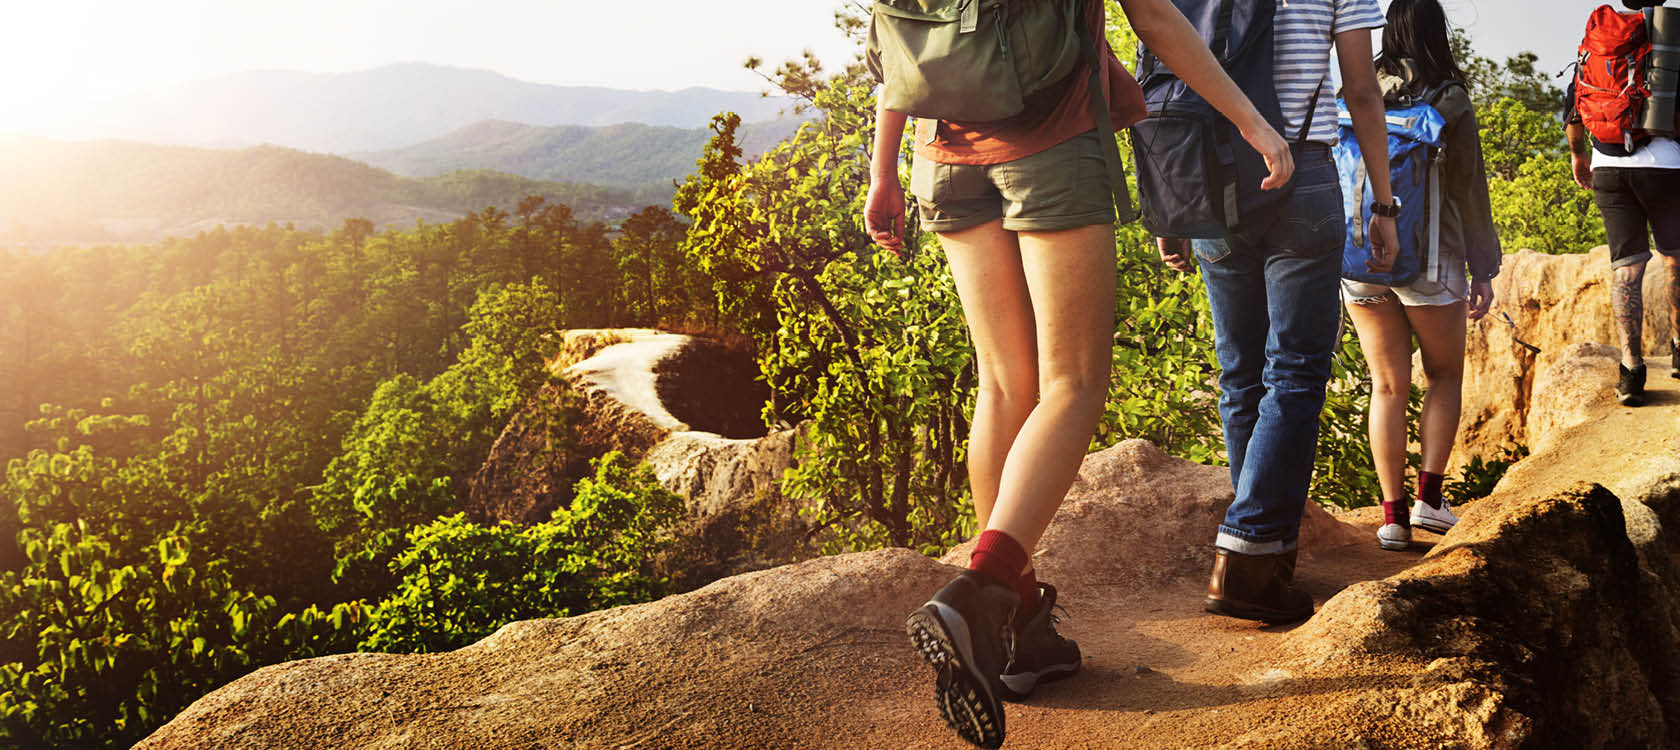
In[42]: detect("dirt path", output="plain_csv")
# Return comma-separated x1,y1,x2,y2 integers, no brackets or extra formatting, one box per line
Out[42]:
811,513,1439,750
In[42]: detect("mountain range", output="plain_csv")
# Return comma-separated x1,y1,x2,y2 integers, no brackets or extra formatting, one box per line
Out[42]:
3,63,812,247
46,62,797,154
352,118,801,187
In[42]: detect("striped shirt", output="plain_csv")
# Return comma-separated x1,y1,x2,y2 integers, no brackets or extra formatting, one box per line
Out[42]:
1274,0,1385,144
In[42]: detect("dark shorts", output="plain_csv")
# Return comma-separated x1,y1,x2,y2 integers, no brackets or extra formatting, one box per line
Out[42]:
1592,167,1680,268
910,130,1117,234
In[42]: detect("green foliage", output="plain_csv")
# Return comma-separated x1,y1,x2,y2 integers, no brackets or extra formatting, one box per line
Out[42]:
1,188,694,744
1454,30,1602,255
0,522,363,747
1446,443,1529,505
1098,218,1224,462
359,452,685,654
1477,97,1567,181
1453,29,1566,115
311,280,569,593
1488,156,1606,254
685,17,978,554
1311,337,1425,510
614,207,699,326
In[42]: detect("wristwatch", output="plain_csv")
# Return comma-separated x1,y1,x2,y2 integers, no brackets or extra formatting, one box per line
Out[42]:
1371,197,1403,218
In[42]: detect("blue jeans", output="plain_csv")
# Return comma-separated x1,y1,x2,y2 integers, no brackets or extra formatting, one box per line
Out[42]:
1192,148,1344,555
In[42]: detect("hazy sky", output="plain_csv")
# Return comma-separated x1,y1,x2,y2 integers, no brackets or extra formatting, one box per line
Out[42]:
0,0,1609,135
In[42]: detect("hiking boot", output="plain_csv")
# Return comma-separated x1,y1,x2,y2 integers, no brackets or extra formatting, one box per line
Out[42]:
1671,339,1679,379
1410,497,1459,535
1376,522,1412,551
1618,362,1647,406
1203,548,1314,624
906,571,1020,749
999,583,1079,701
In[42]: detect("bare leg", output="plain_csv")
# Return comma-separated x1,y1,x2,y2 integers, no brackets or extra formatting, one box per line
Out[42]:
1344,294,1413,505
1615,259,1648,369
982,224,1117,553
1404,301,1468,475
938,219,1038,530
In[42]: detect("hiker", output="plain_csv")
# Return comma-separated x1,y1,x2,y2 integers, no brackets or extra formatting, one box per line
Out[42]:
864,0,1293,746
1338,0,1501,551
1150,0,1396,623
1566,0,1680,407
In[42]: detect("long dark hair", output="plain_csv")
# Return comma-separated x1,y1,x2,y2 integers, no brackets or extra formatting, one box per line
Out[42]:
1375,0,1470,90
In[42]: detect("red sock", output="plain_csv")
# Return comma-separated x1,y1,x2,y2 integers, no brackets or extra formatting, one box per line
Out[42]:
969,530,1029,598
1418,471,1445,509
1382,500,1409,527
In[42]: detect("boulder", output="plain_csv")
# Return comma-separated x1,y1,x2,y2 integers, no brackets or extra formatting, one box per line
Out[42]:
940,440,1362,583
1523,342,1619,455
1281,482,1680,748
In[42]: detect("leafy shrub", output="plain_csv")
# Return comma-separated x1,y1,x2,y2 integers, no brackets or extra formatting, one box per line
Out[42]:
359,452,685,653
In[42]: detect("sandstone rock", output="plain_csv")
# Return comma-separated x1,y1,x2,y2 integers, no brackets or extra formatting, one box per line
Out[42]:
1454,247,1675,471
136,549,956,750
645,428,811,589
1523,342,1618,455
1281,483,1680,748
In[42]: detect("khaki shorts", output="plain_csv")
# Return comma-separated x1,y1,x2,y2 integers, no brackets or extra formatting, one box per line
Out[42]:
910,130,1116,234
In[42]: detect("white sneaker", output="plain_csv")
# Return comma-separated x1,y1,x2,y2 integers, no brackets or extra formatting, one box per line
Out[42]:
1411,499,1458,535
1377,523,1411,551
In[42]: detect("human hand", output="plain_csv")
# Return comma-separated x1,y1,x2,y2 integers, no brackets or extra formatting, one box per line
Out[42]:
1570,153,1593,191
1367,214,1398,272
1157,237,1193,273
1239,123,1294,191
1467,279,1494,320
864,177,906,255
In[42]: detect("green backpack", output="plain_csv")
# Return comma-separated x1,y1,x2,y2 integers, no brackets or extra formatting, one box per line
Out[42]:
867,0,1084,122
866,0,1134,220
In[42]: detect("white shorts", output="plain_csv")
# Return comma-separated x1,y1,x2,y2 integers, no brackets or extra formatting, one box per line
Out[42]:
1341,259,1468,307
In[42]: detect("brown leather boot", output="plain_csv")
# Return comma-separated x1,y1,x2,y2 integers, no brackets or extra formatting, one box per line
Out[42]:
1203,548,1314,624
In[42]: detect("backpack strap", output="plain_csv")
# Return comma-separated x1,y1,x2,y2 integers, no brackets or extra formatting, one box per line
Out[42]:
1426,146,1443,284
1073,2,1136,223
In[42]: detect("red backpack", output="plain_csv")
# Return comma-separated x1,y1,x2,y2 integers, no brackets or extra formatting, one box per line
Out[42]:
1575,5,1672,152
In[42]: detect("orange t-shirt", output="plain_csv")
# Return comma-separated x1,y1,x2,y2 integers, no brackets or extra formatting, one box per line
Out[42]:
913,0,1146,166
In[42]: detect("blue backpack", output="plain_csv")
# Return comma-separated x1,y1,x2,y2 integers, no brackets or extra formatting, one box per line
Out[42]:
1334,87,1449,286
1132,0,1311,239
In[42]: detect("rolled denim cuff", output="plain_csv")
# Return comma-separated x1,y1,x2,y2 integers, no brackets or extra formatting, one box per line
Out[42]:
1215,531,1298,556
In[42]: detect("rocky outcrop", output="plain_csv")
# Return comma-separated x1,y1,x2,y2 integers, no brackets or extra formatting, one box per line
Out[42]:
467,329,807,585
1454,246,1674,470
465,330,670,525
137,547,954,750
1283,482,1680,748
